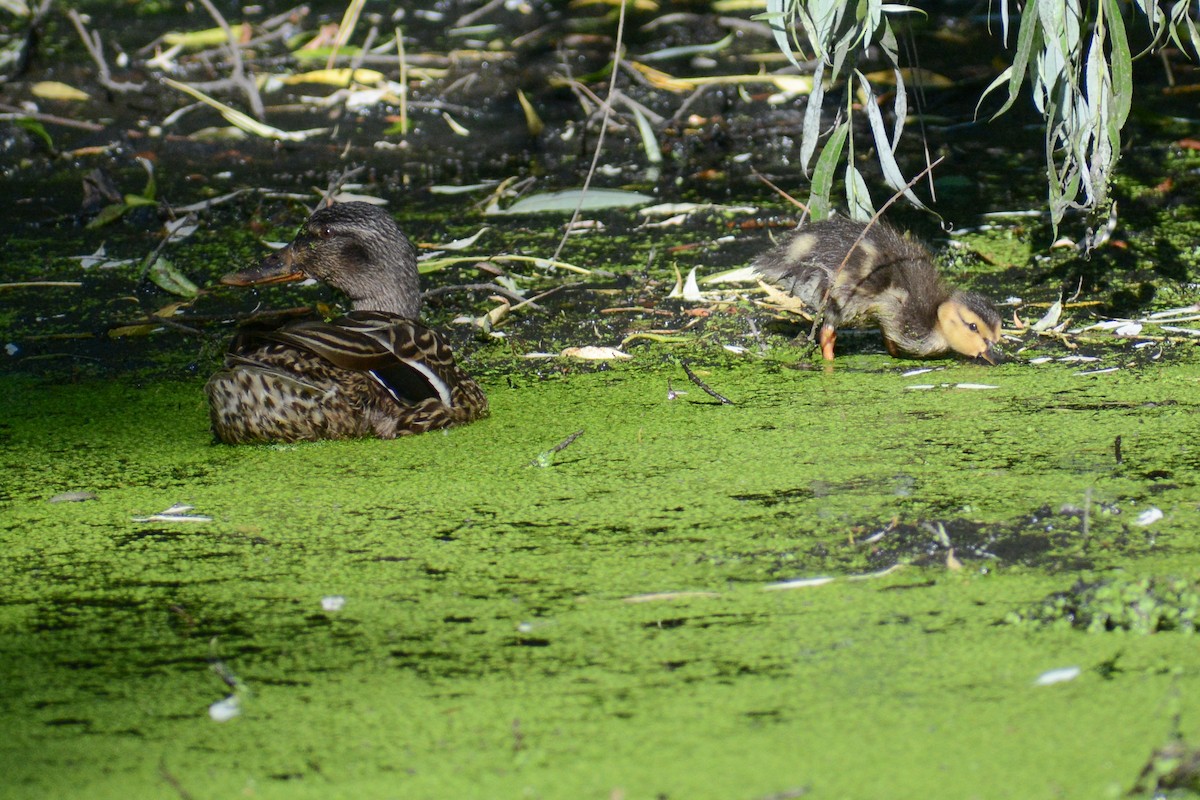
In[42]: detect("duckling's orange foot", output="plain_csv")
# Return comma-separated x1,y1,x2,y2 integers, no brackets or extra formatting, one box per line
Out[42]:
818,324,837,361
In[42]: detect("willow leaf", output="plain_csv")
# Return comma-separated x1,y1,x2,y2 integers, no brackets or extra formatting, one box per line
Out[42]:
762,1,804,69
798,58,826,174
1102,0,1132,128
890,66,906,152
845,164,873,222
630,106,662,164
807,119,848,221
976,65,1014,117
994,0,1042,119
487,189,655,215
855,71,924,208
1166,0,1199,55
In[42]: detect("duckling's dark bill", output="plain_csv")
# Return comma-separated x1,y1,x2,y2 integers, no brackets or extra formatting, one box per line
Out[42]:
220,250,305,286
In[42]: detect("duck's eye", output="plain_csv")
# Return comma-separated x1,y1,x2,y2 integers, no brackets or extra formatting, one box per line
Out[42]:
968,322,979,333
315,225,333,239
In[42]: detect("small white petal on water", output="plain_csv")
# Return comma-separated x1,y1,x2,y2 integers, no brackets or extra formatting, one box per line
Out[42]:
49,491,97,503
209,695,241,722
982,210,1045,218
723,345,747,354
1034,666,1081,686
329,192,387,206
701,265,760,284
1147,314,1200,324
1134,507,1163,527
680,267,703,301
954,383,1000,390
1058,355,1099,363
441,111,470,136
1114,322,1143,337
1031,299,1063,331
623,591,721,603
1160,325,1200,336
763,576,836,591
845,564,905,581
131,503,212,523
901,367,937,377
1028,357,1053,364
343,87,392,110
164,217,198,243
642,213,689,228
73,245,135,270
487,189,654,215
32,80,90,101
1075,367,1120,376
1146,304,1200,319
667,264,684,298
637,202,698,217
638,202,756,217
321,595,346,612
560,346,632,360
5,343,18,356
429,181,501,196
132,514,213,522
905,384,937,390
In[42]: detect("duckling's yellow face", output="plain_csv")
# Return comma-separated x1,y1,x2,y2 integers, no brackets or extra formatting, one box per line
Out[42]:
937,296,1003,363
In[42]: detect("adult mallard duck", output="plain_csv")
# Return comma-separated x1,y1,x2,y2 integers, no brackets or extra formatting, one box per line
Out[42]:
753,216,1002,363
206,202,488,444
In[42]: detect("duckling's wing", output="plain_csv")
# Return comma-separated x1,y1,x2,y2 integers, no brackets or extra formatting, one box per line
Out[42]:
252,313,458,408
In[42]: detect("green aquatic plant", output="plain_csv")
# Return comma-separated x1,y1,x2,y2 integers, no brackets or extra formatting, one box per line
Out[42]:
1008,574,1200,634
86,156,157,229
763,0,1200,234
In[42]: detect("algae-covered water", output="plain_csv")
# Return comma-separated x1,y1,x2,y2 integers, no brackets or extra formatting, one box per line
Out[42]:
3,352,1200,798
4,1,1200,796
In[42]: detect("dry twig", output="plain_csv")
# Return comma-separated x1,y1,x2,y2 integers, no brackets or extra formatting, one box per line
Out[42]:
681,361,733,405
67,9,145,93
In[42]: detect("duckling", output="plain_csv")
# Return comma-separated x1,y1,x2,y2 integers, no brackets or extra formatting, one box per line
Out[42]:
205,202,488,444
753,216,1001,362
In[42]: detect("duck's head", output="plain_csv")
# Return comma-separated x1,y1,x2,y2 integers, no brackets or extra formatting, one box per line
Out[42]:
221,202,421,318
936,292,1003,363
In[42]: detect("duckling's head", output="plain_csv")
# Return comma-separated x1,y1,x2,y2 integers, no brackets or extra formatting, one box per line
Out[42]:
221,202,421,318
936,292,1003,363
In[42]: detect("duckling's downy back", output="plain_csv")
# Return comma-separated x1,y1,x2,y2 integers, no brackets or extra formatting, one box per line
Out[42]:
752,217,1002,361
752,217,940,321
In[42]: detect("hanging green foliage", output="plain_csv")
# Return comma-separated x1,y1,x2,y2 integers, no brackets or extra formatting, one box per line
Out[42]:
757,0,925,221
763,0,1200,235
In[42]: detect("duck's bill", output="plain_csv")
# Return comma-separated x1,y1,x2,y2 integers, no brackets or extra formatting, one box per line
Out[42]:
220,248,305,286
978,344,1003,365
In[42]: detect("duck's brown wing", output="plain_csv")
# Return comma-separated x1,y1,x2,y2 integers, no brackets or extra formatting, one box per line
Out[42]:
253,311,485,414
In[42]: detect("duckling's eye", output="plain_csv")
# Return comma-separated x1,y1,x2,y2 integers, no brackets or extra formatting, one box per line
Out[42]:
317,225,333,239
968,322,979,333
